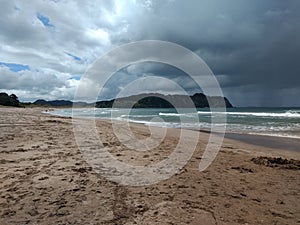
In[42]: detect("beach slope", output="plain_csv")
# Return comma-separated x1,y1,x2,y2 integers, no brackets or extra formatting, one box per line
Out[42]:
0,108,299,225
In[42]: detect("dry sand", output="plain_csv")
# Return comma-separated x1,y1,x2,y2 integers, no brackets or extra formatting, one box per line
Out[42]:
0,107,299,225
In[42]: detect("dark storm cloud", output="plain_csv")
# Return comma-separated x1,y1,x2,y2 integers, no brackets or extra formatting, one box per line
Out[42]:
99,62,202,100
109,0,300,106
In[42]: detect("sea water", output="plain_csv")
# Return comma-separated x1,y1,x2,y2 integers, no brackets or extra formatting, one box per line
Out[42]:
50,107,300,139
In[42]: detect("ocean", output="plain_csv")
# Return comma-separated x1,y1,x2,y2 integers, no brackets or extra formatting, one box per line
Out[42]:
49,107,300,139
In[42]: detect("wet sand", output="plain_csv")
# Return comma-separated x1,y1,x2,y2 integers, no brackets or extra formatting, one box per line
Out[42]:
0,107,299,225
224,132,300,152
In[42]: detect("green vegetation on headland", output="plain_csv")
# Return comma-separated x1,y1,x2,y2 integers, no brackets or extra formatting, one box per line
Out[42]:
0,92,20,107
0,92,233,108
95,93,233,108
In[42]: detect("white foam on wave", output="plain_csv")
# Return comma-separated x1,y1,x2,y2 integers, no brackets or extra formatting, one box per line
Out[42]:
248,132,300,139
197,111,300,118
159,112,185,116
159,112,198,117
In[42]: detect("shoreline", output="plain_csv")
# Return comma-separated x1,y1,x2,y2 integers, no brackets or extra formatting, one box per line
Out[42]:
223,132,300,152
0,107,299,224
47,108,300,152
200,129,300,152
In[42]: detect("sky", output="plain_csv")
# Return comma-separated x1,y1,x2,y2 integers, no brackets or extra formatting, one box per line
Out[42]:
0,0,299,106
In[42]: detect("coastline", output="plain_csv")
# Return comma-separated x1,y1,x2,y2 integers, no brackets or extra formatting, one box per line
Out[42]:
48,107,300,147
0,107,299,224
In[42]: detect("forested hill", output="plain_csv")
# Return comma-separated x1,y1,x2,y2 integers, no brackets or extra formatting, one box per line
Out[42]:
0,92,233,108
95,93,233,108
0,92,20,107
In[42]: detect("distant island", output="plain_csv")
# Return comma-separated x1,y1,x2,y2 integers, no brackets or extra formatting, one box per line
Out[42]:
0,92,233,108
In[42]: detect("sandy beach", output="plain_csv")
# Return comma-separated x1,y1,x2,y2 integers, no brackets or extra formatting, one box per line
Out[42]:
0,107,299,225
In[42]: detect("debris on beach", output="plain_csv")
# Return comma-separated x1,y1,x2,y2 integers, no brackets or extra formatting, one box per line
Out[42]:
251,157,300,170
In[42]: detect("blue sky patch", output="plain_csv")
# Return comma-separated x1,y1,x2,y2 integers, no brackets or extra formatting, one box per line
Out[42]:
37,13,54,27
66,52,82,61
69,75,81,80
0,62,30,72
